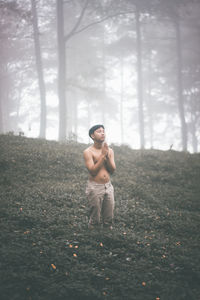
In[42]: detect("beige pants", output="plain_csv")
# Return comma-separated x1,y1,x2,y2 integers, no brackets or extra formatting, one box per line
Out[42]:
85,181,114,227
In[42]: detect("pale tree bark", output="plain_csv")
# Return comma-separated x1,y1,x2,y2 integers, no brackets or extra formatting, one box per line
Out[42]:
57,0,89,141
120,56,124,144
73,96,78,141
57,0,66,141
175,18,187,151
102,30,106,126
191,117,198,152
16,88,21,131
135,6,145,149
4,90,10,132
67,44,79,140
0,91,3,133
0,69,10,133
0,75,3,133
147,48,154,148
190,102,198,152
57,0,132,141
87,99,91,143
31,0,46,139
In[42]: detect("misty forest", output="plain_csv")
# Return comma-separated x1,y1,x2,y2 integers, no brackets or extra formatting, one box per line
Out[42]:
1,1,200,300
1,0,200,151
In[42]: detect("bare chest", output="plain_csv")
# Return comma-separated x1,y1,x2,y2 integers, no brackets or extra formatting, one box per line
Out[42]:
92,151,102,164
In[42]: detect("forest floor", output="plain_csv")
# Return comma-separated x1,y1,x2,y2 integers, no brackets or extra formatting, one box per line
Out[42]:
0,134,200,300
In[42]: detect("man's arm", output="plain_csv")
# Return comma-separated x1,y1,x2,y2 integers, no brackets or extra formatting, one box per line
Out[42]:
83,149,107,177
105,148,116,174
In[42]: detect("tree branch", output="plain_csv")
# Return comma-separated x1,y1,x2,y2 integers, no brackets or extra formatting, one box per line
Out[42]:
64,0,90,43
65,10,136,43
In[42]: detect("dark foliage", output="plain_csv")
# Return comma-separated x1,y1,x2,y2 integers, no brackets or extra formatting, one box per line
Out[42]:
0,135,199,300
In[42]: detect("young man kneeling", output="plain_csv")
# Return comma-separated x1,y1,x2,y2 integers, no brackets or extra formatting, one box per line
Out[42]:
83,125,116,229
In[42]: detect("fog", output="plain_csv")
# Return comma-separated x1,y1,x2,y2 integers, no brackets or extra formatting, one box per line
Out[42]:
1,0,200,152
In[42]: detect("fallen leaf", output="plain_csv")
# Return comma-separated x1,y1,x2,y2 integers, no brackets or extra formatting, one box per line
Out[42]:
24,231,30,234
51,264,56,270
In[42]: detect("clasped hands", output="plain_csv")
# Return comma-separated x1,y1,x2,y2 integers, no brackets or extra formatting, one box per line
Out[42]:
102,142,109,159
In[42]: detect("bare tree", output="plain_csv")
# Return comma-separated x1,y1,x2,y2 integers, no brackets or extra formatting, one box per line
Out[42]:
56,0,66,140
174,18,187,151
0,89,3,133
120,55,124,144
31,0,46,138
135,5,145,149
56,0,135,141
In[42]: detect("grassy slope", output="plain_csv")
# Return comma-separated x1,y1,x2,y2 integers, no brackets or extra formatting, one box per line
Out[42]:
0,135,200,300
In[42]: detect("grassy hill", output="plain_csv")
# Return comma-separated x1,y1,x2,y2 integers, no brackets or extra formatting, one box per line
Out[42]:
0,134,199,300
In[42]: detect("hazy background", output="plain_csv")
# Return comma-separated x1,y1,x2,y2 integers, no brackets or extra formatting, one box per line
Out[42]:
0,0,200,152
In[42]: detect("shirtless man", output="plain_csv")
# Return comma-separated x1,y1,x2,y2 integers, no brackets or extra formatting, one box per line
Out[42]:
83,125,116,229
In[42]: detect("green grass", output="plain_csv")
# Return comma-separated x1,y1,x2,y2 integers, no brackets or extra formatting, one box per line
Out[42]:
0,134,200,300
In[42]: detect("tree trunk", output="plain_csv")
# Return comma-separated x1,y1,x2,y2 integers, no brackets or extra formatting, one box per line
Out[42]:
147,49,154,149
120,56,124,144
16,89,21,131
5,91,10,132
191,114,198,153
57,0,66,141
135,6,145,149
0,70,10,133
175,19,187,151
31,0,46,139
0,102,3,133
87,97,91,144
191,123,198,153
102,31,106,126
73,96,78,141
0,85,3,133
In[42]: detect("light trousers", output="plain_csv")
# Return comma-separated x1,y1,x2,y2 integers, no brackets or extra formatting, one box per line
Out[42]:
85,180,114,227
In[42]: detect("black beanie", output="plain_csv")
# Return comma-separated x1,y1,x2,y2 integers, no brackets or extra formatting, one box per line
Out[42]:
89,124,104,138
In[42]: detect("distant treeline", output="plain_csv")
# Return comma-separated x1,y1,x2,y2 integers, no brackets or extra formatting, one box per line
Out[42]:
0,0,199,152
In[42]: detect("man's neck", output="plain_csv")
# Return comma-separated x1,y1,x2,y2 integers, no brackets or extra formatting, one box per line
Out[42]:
93,141,103,150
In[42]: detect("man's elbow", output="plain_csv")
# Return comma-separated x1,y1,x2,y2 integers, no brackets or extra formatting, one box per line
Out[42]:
89,168,98,177
110,165,116,174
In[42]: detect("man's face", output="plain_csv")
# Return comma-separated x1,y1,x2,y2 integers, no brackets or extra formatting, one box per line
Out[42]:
92,127,105,142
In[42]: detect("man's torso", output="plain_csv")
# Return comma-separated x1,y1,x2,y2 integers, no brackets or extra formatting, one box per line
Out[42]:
87,146,110,184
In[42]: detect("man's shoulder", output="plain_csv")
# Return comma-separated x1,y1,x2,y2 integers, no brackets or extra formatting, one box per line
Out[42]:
83,146,93,155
